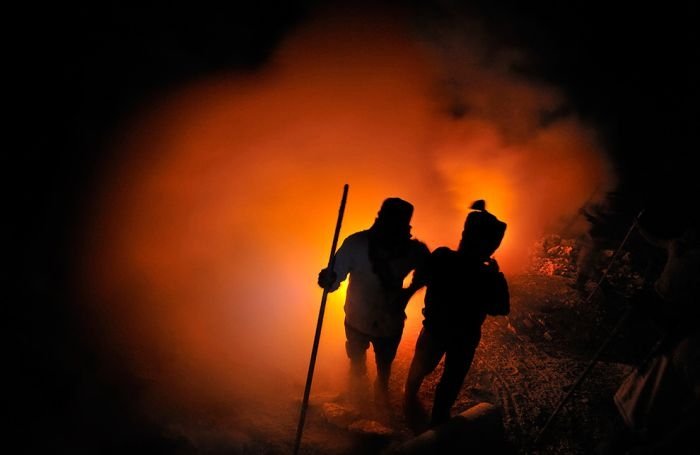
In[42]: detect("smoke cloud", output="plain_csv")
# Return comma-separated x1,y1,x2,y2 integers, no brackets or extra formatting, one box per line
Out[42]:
79,4,613,449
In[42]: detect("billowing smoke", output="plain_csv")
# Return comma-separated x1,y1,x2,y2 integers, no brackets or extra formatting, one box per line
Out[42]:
79,5,613,449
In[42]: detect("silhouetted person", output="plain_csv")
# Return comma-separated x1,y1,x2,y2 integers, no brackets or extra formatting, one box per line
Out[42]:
607,213,700,454
404,200,509,429
574,198,614,290
318,198,430,405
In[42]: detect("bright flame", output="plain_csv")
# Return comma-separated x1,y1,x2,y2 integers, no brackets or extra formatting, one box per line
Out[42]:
78,5,614,443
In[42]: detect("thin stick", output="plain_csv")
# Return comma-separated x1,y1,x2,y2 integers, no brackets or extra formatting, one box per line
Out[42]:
293,184,349,455
535,210,643,445
534,307,631,445
583,210,643,305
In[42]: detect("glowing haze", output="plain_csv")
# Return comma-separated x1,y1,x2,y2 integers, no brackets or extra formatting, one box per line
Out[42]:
80,5,613,445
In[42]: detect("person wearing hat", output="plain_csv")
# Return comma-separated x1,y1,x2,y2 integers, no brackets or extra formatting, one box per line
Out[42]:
318,198,430,406
404,200,509,429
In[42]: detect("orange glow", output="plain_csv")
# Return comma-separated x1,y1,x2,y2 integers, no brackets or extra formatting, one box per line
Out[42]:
79,5,614,434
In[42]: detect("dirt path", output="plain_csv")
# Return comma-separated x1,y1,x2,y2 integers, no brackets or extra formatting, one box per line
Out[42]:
297,274,641,454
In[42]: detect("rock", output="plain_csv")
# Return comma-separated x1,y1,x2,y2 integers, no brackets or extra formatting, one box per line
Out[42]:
321,402,359,429
348,419,394,436
388,403,505,454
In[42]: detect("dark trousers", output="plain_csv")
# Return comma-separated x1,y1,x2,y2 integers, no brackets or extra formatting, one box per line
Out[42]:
405,327,480,424
344,321,402,390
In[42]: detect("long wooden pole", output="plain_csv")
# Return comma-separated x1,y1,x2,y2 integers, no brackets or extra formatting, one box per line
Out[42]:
293,184,349,455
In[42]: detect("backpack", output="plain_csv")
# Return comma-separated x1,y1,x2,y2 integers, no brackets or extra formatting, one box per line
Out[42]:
484,269,510,316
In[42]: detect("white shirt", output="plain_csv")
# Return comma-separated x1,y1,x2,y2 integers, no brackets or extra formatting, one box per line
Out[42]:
329,230,429,337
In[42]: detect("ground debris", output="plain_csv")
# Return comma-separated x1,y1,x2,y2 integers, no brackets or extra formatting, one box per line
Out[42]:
290,233,658,454
322,402,360,429
348,419,394,436
528,235,579,278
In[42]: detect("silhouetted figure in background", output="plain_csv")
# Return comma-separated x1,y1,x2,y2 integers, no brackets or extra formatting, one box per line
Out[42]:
604,211,700,454
574,196,617,291
404,200,509,430
318,198,430,406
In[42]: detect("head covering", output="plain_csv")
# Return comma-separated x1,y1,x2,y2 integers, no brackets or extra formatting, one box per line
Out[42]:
459,200,507,259
377,198,414,226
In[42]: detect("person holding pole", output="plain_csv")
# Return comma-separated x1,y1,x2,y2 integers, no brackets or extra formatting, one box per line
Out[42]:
318,198,430,406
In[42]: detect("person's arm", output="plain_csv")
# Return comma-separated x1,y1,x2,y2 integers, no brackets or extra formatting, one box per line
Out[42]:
396,244,432,310
318,236,353,291
397,278,423,310
408,243,431,292
486,257,500,272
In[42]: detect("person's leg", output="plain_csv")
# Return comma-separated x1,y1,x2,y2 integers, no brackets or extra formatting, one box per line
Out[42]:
405,328,444,401
372,332,402,404
403,328,445,433
431,338,478,425
344,321,372,406
344,321,370,377
642,333,700,453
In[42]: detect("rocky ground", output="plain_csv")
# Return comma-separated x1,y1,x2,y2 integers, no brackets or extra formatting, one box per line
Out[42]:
287,235,662,454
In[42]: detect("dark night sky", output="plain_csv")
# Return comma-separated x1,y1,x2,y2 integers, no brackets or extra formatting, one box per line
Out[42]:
14,1,697,452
